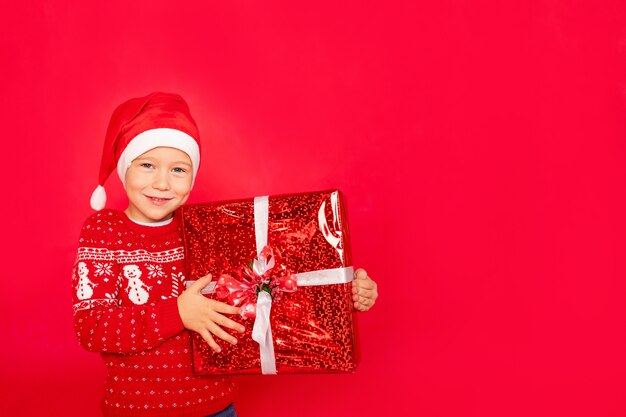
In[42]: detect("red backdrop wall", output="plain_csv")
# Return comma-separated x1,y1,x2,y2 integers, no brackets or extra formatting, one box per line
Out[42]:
2,1,626,416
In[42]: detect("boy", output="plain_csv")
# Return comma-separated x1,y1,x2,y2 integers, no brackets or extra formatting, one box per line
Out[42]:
73,92,378,417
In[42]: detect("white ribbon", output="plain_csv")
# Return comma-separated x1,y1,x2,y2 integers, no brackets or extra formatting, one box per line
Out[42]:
187,266,354,294
254,196,269,260
252,196,276,374
251,291,277,375
295,266,354,286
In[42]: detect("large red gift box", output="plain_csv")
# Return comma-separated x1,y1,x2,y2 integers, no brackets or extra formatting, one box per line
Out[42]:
180,189,358,374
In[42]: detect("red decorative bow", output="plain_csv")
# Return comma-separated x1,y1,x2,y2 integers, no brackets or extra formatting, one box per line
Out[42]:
214,246,297,319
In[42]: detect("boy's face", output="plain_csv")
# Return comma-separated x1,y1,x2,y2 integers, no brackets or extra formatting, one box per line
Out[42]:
124,146,193,223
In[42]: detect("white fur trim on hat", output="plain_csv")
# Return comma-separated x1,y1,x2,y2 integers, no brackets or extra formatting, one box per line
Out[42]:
116,128,201,187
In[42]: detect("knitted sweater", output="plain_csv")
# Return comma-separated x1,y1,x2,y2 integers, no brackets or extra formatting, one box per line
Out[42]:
72,209,235,417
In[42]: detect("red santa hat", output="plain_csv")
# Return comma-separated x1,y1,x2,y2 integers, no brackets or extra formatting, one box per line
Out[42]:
90,92,201,211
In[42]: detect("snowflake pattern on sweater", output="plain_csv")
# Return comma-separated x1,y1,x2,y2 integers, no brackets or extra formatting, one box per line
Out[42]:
72,210,234,417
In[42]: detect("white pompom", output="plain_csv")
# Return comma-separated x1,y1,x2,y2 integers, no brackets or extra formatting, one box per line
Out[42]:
90,185,107,211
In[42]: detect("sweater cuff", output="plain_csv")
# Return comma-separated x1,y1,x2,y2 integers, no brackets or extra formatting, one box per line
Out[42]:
157,297,185,339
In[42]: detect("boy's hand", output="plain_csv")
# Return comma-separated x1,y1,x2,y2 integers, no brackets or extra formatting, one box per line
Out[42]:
178,274,245,353
352,268,378,312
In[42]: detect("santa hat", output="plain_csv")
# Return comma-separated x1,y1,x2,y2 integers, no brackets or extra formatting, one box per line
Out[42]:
90,92,201,211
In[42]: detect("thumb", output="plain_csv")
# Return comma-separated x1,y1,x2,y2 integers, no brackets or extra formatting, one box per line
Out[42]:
189,274,213,293
354,268,368,281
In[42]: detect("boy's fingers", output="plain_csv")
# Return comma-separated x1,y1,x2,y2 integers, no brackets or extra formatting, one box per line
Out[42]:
189,274,213,292
353,287,376,298
354,295,374,311
353,279,376,291
353,292,372,301
210,300,241,316
199,329,221,353
206,322,238,345
211,312,246,333
363,279,377,290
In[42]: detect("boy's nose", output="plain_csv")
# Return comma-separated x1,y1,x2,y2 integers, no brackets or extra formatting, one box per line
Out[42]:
152,171,171,190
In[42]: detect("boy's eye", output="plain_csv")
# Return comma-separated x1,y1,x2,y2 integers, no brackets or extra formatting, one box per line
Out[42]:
172,167,187,173
139,163,154,169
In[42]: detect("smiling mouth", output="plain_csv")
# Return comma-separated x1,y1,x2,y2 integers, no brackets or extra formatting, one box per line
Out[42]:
146,196,173,206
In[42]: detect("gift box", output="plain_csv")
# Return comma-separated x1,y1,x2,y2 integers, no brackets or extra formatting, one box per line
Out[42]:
180,189,358,374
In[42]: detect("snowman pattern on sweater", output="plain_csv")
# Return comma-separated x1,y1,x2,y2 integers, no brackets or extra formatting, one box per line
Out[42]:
76,261,96,300
123,264,151,305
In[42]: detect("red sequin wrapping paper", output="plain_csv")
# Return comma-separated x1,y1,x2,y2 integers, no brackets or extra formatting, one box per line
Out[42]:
180,190,358,374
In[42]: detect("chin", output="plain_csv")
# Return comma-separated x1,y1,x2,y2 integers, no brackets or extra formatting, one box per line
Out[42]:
151,212,175,222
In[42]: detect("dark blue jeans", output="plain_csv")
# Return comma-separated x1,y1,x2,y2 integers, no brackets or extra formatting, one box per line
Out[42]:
207,403,237,417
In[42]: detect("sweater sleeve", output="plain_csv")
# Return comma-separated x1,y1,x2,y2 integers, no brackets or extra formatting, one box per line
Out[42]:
73,297,185,353
71,216,185,354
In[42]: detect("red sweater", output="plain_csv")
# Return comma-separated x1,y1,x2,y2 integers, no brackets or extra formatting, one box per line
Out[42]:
72,209,235,417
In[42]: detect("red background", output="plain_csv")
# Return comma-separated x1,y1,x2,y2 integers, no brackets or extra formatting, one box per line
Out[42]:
2,1,626,416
